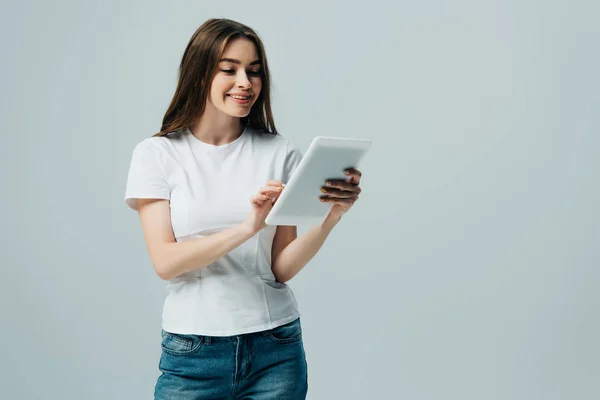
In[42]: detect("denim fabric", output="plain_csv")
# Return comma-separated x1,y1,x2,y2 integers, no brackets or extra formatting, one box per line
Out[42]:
154,317,308,400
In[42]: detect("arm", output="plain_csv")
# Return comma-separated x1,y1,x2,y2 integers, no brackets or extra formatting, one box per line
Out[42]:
136,181,284,281
271,214,341,283
137,198,255,280
270,168,364,283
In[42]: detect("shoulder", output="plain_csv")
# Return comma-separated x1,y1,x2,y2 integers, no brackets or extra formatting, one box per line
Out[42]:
131,130,186,157
127,132,190,179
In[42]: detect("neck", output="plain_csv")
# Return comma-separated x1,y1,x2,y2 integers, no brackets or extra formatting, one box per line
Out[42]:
190,107,244,146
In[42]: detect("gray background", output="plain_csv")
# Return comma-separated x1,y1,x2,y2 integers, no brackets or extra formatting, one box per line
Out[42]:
1,0,598,399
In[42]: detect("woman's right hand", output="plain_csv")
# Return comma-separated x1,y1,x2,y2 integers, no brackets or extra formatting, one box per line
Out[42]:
241,180,285,234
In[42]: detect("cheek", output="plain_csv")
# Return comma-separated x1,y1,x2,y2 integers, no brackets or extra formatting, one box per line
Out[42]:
210,77,230,100
253,78,262,94
208,85,219,104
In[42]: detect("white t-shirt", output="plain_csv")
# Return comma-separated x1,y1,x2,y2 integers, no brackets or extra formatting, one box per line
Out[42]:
124,126,303,336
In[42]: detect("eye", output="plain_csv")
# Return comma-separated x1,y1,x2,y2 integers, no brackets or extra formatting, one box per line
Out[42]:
220,69,235,75
248,70,262,76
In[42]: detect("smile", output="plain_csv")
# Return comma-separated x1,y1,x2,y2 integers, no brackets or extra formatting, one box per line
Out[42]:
227,94,252,105
227,94,251,100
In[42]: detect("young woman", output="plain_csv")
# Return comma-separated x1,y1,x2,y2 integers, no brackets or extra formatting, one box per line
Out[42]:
125,18,363,400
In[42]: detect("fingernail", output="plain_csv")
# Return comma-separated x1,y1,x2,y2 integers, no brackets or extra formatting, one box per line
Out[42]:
321,188,327,193
325,181,332,186
277,187,283,191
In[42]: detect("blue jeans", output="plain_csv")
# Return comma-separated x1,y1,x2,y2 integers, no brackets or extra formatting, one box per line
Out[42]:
154,317,308,400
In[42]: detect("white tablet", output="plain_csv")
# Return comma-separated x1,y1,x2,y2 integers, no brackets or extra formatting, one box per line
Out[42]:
265,136,372,226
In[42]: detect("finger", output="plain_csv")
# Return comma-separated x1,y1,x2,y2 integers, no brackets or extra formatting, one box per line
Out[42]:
323,179,361,193
319,196,357,205
251,193,270,201
259,186,284,196
250,193,270,206
265,180,284,187
319,186,360,199
343,168,362,184
343,168,362,178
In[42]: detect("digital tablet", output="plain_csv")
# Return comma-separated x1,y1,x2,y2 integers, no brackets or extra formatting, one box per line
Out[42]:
265,136,372,226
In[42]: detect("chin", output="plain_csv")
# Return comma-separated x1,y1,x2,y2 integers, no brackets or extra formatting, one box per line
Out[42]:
222,105,254,118
225,110,251,118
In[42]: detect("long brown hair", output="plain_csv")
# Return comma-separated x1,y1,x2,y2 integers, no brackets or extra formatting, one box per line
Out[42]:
154,19,277,137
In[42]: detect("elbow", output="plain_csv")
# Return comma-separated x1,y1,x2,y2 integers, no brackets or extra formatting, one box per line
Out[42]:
272,268,293,284
149,247,177,281
153,259,175,281
156,268,172,281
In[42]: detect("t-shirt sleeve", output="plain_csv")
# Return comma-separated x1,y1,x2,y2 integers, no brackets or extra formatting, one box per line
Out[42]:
282,141,303,184
124,139,171,211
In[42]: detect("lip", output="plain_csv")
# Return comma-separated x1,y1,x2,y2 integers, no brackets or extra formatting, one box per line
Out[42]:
227,93,253,105
227,93,253,98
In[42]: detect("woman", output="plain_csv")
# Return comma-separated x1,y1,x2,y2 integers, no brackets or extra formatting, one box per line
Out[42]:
125,18,363,400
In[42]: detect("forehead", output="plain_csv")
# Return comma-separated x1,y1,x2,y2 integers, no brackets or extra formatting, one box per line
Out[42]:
221,38,259,62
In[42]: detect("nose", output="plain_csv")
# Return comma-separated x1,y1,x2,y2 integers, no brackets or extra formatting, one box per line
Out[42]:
237,71,252,89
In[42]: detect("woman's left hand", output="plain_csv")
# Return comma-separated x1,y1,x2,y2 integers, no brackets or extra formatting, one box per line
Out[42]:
320,168,363,221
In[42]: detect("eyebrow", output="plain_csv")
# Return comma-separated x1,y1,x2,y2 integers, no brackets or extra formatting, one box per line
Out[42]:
219,58,261,66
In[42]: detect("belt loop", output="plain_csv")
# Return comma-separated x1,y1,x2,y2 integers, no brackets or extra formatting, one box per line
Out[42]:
203,336,211,346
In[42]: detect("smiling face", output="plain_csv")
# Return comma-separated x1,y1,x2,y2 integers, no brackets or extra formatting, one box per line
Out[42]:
207,38,263,118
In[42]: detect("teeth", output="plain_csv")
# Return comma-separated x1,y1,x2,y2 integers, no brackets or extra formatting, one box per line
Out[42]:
230,95,250,100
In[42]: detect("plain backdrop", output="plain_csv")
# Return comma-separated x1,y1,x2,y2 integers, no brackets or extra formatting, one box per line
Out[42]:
1,0,598,399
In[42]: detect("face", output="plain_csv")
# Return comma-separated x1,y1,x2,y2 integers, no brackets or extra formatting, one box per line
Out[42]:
207,38,262,118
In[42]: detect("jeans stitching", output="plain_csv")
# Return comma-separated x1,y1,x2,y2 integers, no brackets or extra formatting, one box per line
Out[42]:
267,332,303,344
161,333,203,356
266,319,302,344
169,336,192,349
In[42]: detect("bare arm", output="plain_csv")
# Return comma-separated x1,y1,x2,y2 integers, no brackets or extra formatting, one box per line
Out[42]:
271,214,341,283
271,168,364,283
136,181,284,281
137,198,255,280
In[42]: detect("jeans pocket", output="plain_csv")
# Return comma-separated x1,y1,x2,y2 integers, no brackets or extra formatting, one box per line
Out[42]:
267,318,302,344
161,330,203,355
